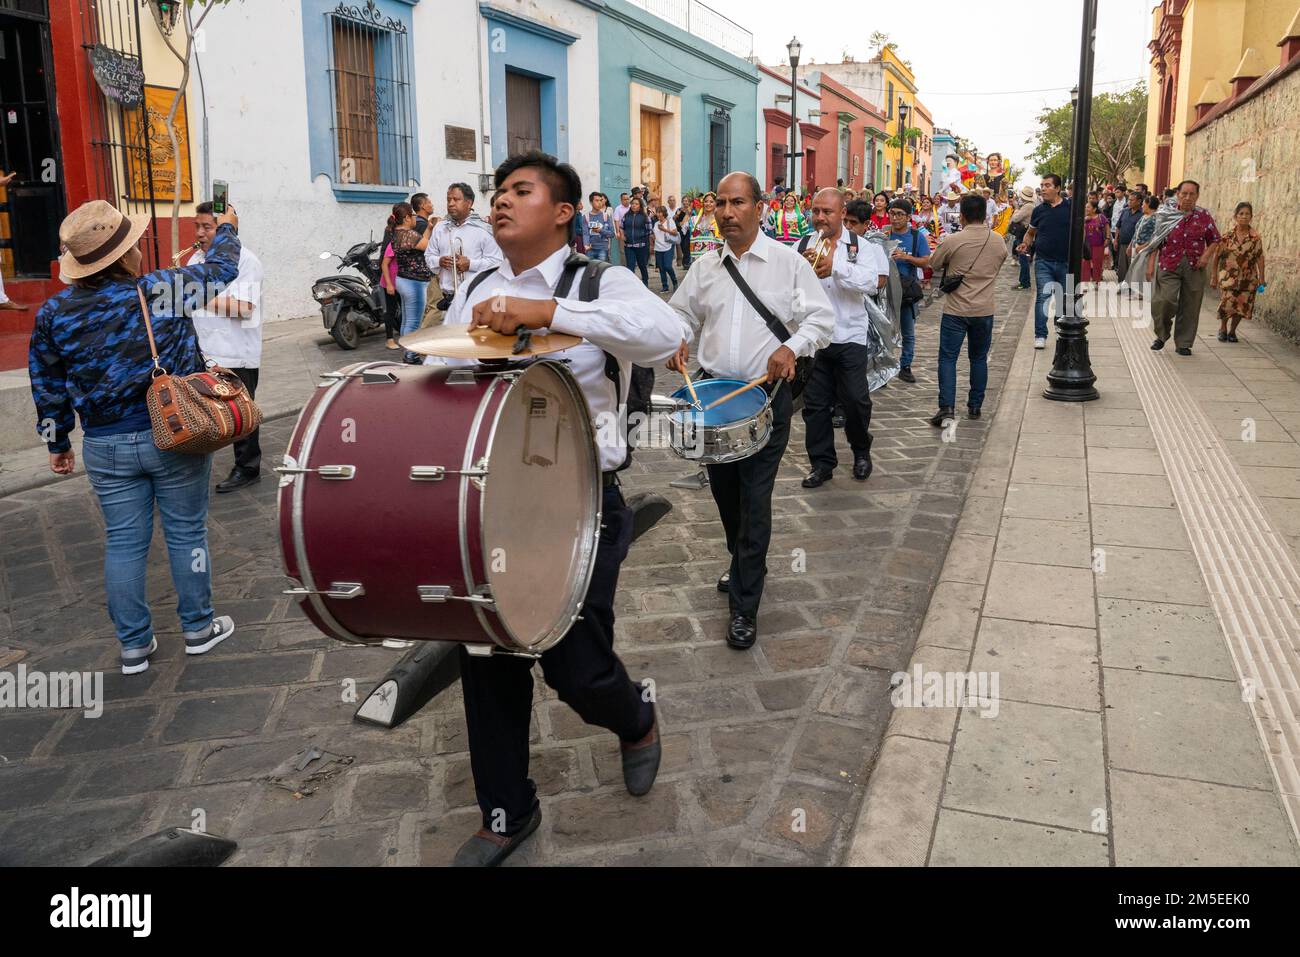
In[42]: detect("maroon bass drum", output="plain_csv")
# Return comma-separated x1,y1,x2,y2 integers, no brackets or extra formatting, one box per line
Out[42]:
277,360,601,654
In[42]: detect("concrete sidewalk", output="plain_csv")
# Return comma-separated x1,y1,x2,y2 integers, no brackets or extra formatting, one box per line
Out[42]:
0,314,384,497
848,287,1300,866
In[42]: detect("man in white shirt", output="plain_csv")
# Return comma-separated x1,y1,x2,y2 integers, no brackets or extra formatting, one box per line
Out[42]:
669,171,835,650
938,190,963,237
666,194,679,223
797,189,889,488
422,182,501,327
439,151,683,868
189,201,265,492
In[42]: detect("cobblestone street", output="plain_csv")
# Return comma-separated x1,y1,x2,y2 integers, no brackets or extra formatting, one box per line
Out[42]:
0,276,1030,866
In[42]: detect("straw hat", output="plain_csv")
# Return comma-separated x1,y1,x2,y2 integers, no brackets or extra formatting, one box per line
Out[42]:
942,190,961,202
1018,184,1036,202
59,200,152,282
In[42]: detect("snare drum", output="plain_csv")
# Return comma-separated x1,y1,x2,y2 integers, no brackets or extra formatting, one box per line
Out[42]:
665,377,774,465
278,359,601,654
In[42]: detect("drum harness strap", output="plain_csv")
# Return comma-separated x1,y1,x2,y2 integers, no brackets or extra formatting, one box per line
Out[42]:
464,253,627,474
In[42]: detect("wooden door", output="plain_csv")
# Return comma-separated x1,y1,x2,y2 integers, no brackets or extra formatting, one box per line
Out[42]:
639,109,661,195
506,71,542,156
333,22,380,185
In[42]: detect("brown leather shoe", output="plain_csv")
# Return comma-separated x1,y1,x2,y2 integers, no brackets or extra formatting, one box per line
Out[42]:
452,805,541,867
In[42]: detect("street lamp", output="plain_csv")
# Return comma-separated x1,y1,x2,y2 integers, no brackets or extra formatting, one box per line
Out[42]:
897,98,910,190
1044,0,1099,402
147,0,182,36
787,36,802,193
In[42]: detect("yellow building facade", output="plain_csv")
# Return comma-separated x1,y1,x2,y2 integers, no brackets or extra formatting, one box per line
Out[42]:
1145,0,1300,191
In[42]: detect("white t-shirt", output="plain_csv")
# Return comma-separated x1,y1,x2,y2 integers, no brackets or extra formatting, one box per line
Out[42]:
652,219,680,252
190,245,265,368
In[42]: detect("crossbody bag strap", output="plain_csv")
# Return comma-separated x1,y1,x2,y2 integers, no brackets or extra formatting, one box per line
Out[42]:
720,255,790,344
464,265,500,300
135,284,163,371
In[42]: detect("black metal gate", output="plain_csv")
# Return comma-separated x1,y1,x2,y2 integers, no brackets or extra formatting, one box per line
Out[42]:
0,0,64,277
78,0,158,268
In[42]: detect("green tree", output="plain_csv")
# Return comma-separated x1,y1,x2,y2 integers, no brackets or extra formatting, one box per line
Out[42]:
1028,83,1148,187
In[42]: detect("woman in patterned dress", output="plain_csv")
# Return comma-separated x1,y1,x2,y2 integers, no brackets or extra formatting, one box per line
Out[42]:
1211,202,1265,343
765,192,811,247
687,191,723,258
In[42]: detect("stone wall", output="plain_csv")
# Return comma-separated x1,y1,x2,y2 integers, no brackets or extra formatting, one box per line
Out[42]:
1184,68,1300,342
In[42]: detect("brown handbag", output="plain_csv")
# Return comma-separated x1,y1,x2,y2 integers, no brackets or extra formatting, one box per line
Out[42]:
137,285,262,454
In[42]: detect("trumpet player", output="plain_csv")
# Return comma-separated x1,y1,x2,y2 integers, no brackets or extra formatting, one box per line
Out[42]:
798,188,890,489
190,201,265,493
423,182,501,328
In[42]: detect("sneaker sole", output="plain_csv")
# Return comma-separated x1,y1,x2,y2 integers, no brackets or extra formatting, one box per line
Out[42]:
122,637,158,675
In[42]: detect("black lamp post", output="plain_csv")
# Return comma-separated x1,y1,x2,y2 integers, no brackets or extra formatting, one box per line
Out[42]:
1044,0,1099,402
787,37,802,193
896,99,910,190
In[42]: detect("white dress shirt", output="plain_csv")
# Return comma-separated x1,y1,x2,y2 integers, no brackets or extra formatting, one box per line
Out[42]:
816,228,889,346
439,243,684,472
190,245,265,368
669,231,834,381
424,215,502,295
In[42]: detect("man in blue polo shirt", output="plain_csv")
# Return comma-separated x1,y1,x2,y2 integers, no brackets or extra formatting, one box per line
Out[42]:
1016,173,1070,349
887,198,930,382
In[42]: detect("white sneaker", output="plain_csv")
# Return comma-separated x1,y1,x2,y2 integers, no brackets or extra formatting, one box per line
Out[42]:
121,636,158,675
186,615,235,655
1034,337,1047,349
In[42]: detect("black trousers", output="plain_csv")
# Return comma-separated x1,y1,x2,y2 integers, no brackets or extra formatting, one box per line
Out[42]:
382,287,402,340
802,343,873,472
458,485,652,835
706,383,792,618
229,367,261,474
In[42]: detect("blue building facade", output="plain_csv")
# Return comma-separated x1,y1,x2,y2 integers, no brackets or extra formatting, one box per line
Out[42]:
587,0,759,200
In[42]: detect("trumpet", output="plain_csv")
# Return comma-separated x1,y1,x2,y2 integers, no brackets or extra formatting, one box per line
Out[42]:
172,241,200,265
450,237,464,294
805,232,833,271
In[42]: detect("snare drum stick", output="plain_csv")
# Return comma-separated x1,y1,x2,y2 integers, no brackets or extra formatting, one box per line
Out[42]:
681,368,702,408
702,374,770,412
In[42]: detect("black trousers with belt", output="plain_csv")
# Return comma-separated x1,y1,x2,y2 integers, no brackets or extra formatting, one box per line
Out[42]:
802,342,873,473
458,484,652,836
230,367,261,474
706,382,792,619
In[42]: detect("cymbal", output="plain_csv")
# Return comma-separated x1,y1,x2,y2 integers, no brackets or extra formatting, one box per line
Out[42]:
400,324,582,359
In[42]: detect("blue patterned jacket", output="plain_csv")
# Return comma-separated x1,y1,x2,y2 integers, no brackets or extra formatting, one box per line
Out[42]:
29,224,242,453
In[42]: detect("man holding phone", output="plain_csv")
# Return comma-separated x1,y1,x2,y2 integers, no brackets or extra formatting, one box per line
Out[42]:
189,197,266,493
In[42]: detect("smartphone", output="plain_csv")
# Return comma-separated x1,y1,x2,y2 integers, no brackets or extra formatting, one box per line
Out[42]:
212,180,229,214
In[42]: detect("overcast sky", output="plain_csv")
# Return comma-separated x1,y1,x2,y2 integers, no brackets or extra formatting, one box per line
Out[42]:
702,0,1153,181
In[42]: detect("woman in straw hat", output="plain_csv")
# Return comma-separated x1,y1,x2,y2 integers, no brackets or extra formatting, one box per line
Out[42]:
28,199,241,675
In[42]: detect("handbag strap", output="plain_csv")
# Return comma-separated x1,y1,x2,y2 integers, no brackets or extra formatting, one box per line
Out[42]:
720,253,790,344
135,284,164,372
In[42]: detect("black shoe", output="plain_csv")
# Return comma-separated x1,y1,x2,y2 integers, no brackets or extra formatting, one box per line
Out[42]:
831,414,846,429
802,468,833,489
620,709,661,797
928,407,955,428
1217,331,1229,342
1176,347,1192,356
852,456,872,481
452,805,541,867
726,613,757,650
216,469,260,493
1227,333,1239,343
967,407,982,419
898,366,916,383
716,570,731,593
1150,338,1165,351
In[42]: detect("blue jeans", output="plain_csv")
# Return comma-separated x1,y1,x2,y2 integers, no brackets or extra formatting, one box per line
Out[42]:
937,313,994,411
1017,252,1032,288
898,299,917,368
396,275,428,361
83,430,214,652
625,244,649,284
654,249,678,290
1033,258,1068,339
586,246,610,262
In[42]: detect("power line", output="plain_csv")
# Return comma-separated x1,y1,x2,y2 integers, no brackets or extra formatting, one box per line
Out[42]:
919,76,1146,96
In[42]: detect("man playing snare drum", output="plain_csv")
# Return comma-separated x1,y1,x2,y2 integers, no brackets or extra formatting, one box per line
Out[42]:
442,151,684,866
667,172,834,651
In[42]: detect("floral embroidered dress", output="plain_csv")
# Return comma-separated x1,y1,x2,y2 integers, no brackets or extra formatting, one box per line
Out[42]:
1217,228,1264,323
765,205,811,246
688,212,723,257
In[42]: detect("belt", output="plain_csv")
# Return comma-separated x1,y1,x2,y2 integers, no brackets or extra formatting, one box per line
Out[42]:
602,471,621,488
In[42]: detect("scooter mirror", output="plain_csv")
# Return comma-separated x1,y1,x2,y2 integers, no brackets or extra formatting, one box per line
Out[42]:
319,251,332,260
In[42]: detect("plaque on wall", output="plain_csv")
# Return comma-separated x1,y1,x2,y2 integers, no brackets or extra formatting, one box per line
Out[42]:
445,126,477,162
88,44,145,108
123,85,193,202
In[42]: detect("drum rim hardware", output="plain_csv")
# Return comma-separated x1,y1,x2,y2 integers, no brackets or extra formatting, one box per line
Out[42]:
274,457,356,486
284,581,365,599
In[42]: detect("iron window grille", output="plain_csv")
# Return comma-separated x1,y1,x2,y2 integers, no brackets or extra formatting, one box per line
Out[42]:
325,0,414,188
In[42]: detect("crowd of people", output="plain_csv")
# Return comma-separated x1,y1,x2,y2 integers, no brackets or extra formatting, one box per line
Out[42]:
22,136,1270,865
